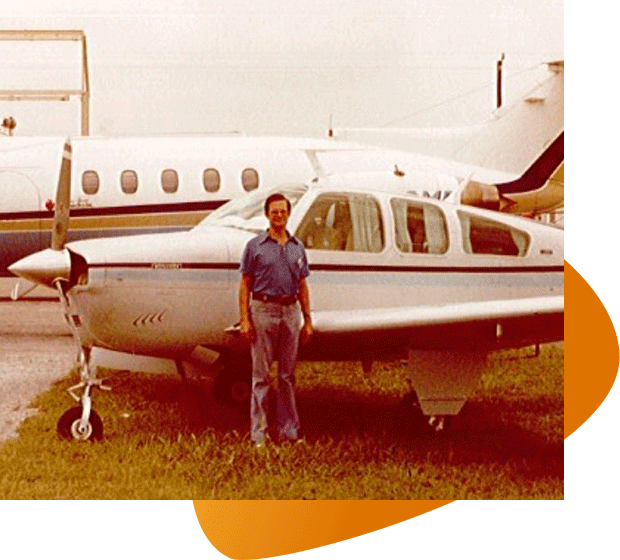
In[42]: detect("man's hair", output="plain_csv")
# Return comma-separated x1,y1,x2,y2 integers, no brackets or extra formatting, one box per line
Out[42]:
264,193,291,215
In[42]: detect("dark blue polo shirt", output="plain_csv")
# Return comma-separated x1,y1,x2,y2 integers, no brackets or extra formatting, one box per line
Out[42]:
240,230,310,296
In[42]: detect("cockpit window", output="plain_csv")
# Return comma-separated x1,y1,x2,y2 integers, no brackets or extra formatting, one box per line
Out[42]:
197,185,307,232
296,193,384,252
391,198,448,254
458,211,530,256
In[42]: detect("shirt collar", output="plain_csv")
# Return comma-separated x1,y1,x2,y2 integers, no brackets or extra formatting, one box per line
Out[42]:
258,229,300,245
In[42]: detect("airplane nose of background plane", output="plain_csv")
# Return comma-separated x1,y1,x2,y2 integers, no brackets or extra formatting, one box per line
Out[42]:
8,248,72,288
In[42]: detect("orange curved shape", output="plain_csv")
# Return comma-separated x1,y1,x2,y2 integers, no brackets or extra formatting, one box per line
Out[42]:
194,261,618,559
193,500,449,559
565,261,619,436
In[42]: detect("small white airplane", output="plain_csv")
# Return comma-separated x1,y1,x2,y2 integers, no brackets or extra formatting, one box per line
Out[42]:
1,61,563,288
9,161,563,440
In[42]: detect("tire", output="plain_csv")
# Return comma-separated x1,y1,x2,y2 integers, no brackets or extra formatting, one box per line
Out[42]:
213,370,251,408
396,390,452,434
57,406,104,442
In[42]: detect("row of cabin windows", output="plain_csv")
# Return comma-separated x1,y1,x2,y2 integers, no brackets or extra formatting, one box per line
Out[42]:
295,194,530,257
81,168,260,195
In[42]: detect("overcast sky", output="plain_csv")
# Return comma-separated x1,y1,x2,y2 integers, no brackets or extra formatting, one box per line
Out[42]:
0,1,563,136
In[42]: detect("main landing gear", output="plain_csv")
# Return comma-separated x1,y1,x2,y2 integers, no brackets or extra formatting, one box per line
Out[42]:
398,390,451,434
212,354,252,410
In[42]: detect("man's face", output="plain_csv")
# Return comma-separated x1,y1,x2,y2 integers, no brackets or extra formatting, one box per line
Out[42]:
267,199,289,230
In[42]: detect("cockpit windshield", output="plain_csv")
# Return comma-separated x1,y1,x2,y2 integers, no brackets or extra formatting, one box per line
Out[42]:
196,185,308,232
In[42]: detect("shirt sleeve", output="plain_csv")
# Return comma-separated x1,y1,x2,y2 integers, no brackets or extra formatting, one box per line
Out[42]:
239,241,255,275
299,247,310,278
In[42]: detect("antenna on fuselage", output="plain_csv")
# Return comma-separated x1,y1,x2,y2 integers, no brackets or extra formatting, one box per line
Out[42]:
496,53,505,110
304,149,328,180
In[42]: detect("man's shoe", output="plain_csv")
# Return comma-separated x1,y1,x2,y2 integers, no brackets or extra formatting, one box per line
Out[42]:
279,436,306,447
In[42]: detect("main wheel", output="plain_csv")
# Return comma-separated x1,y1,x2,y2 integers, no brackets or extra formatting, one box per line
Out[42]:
213,370,251,408
397,390,452,434
57,406,104,441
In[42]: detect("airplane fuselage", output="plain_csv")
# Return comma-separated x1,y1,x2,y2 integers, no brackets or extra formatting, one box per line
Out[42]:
57,182,563,361
1,132,559,284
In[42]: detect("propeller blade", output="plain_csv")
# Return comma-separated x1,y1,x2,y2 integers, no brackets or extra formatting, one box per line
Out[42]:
51,141,72,251
10,280,38,301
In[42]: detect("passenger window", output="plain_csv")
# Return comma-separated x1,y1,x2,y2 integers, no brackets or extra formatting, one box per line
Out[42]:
203,168,220,193
120,170,138,194
161,169,179,193
458,211,530,256
82,170,99,195
391,199,448,254
295,193,384,252
241,168,259,192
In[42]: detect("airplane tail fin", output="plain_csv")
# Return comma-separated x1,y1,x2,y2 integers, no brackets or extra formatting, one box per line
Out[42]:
452,131,564,216
333,61,564,177
495,132,563,196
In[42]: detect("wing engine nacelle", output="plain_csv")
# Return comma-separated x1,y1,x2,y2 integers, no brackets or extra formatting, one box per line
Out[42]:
459,181,503,211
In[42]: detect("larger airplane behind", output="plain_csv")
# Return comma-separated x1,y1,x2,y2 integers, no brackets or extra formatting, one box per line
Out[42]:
1,61,563,285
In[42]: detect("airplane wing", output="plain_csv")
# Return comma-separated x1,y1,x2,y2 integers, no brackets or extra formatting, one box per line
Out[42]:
311,295,563,334
304,295,563,359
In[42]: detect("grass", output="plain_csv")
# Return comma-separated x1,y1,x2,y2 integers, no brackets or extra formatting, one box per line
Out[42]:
0,344,563,500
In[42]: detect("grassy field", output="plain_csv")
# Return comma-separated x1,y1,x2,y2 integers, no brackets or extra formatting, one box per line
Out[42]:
0,344,563,500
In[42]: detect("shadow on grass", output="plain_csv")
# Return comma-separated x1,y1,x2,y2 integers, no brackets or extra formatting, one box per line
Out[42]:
90,371,562,480
297,386,563,481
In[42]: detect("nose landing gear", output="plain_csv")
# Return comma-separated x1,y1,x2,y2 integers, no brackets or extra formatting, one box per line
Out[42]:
57,406,103,441
56,348,110,441
54,279,110,442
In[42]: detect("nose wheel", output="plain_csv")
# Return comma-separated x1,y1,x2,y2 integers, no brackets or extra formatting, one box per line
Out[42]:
57,406,104,441
55,348,109,441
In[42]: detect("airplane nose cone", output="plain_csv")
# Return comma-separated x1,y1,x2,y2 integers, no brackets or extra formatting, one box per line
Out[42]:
8,248,72,288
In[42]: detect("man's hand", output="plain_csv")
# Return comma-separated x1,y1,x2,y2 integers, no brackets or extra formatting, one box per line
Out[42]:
300,319,313,345
240,317,255,343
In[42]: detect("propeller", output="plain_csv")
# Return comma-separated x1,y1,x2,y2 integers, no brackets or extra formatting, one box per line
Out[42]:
52,141,72,251
8,141,73,295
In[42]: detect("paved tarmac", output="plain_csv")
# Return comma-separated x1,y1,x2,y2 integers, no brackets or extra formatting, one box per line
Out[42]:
0,298,74,442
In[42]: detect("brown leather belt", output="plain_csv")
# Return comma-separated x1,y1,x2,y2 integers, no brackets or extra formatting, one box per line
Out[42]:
252,292,297,305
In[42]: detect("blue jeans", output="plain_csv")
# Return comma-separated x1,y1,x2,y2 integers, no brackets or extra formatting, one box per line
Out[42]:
250,300,302,443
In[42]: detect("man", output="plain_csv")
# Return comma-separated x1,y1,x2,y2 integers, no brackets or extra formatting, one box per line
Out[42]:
239,193,313,447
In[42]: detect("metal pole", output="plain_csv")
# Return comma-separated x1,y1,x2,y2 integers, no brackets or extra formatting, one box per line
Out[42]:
496,53,505,109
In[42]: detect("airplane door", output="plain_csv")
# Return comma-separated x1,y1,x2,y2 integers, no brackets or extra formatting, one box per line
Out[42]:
294,192,389,309
0,171,44,276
